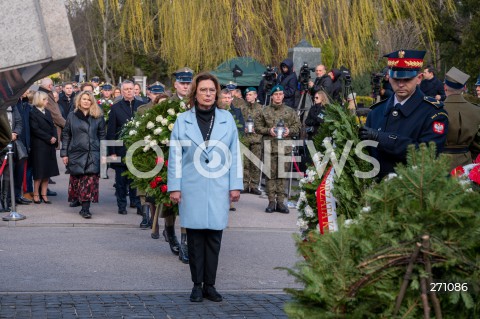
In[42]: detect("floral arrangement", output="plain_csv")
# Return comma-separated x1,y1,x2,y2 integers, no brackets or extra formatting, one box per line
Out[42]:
450,154,480,191
97,98,113,120
121,99,188,209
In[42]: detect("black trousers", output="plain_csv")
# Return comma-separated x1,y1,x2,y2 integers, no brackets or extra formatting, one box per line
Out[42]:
186,228,223,286
114,166,140,210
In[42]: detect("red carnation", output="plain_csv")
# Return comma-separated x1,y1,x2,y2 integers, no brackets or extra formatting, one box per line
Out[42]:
160,184,168,193
155,176,162,183
474,154,480,164
156,157,164,165
468,165,480,185
149,180,158,188
450,166,465,177
97,100,101,105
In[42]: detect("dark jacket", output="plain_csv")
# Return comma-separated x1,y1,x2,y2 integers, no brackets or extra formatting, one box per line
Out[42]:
15,98,32,150
329,69,343,103
276,58,298,108
311,74,333,98
106,98,143,165
61,110,106,175
229,103,245,134
58,91,76,119
380,80,394,100
365,88,449,179
420,76,446,101
29,107,59,179
305,103,326,137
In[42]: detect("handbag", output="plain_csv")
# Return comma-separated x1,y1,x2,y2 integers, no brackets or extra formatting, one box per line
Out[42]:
13,140,28,161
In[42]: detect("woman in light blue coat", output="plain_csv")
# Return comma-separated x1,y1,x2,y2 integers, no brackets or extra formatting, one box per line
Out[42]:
168,72,243,303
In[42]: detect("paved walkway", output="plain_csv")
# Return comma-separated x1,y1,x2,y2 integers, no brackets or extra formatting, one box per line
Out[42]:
0,155,301,318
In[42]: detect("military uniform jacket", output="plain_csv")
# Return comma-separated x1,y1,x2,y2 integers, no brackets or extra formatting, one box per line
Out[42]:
242,102,263,145
257,102,301,153
443,94,480,168
365,87,449,178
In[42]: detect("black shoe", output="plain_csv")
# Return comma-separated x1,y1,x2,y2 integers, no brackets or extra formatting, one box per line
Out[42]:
265,201,275,213
190,285,203,302
276,202,290,214
80,209,92,219
19,196,32,203
16,197,31,205
229,206,236,211
136,207,143,215
165,226,180,255
118,210,127,215
69,200,81,207
151,230,159,239
130,203,137,208
48,178,56,185
140,205,150,229
250,188,262,195
203,285,223,302
46,189,57,196
240,189,248,194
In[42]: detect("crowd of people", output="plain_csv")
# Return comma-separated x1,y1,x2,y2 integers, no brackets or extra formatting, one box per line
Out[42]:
3,49,480,302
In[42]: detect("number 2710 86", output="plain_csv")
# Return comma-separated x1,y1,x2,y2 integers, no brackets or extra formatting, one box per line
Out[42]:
429,282,468,293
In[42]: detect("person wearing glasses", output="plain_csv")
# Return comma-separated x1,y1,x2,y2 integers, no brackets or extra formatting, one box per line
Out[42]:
106,80,142,215
168,72,243,303
360,50,449,179
305,90,330,138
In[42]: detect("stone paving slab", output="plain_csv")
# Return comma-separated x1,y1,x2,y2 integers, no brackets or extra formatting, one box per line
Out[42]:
0,292,291,318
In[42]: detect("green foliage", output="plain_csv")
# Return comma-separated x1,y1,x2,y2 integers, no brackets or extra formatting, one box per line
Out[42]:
285,143,480,318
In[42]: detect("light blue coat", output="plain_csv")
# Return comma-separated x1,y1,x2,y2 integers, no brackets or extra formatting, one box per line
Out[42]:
167,107,243,230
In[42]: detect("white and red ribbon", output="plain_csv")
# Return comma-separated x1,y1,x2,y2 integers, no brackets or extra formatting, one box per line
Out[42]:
316,166,338,234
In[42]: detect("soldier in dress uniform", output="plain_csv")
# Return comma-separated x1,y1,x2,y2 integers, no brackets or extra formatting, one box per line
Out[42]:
360,50,449,179
242,87,263,195
257,85,301,214
91,76,101,96
151,68,193,264
100,83,114,100
137,82,167,115
226,81,246,112
442,67,480,169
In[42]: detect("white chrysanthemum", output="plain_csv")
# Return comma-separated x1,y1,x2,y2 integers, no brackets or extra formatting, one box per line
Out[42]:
466,188,474,192
144,135,151,142
361,206,371,213
135,121,140,127
161,139,169,145
312,152,322,164
296,218,309,231
298,191,307,203
161,119,169,126
322,137,332,147
146,121,155,129
143,145,150,152
149,140,158,147
168,123,174,131
167,108,175,116
344,219,356,227
180,101,186,109
153,128,163,135
386,173,398,181
156,115,164,123
304,205,315,218
129,130,137,136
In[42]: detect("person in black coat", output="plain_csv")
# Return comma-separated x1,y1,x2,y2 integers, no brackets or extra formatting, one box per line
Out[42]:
420,65,446,101
29,91,59,204
61,91,106,218
328,68,343,103
309,64,333,98
305,90,330,138
276,58,298,108
106,80,142,215
57,82,76,119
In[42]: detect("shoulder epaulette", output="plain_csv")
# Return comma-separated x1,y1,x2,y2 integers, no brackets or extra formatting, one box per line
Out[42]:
369,98,388,110
424,96,444,109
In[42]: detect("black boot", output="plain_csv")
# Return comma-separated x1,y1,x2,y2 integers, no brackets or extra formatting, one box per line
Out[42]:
179,233,189,264
165,225,180,255
276,202,290,214
139,205,150,229
80,201,92,218
265,201,276,213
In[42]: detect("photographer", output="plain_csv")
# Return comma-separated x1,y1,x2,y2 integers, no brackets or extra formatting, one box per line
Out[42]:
276,58,298,108
328,68,343,103
308,64,333,98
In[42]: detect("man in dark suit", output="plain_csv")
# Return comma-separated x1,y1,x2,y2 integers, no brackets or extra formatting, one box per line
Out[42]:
106,80,142,215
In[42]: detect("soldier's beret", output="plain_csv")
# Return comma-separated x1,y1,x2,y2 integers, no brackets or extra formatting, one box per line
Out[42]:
173,67,193,83
245,87,257,94
384,50,426,79
270,85,284,95
444,67,470,90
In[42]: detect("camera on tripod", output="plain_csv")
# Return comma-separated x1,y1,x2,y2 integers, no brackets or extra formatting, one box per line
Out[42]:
340,66,352,87
298,62,313,91
262,65,277,92
370,72,384,98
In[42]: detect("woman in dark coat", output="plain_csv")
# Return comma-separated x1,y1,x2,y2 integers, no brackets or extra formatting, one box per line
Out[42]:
29,91,60,204
61,91,106,218
305,90,330,138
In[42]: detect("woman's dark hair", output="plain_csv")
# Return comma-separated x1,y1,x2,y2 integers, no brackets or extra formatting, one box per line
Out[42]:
187,72,221,108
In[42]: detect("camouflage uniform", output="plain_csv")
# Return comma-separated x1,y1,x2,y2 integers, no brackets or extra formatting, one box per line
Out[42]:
257,102,300,204
242,101,263,191
232,96,246,113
